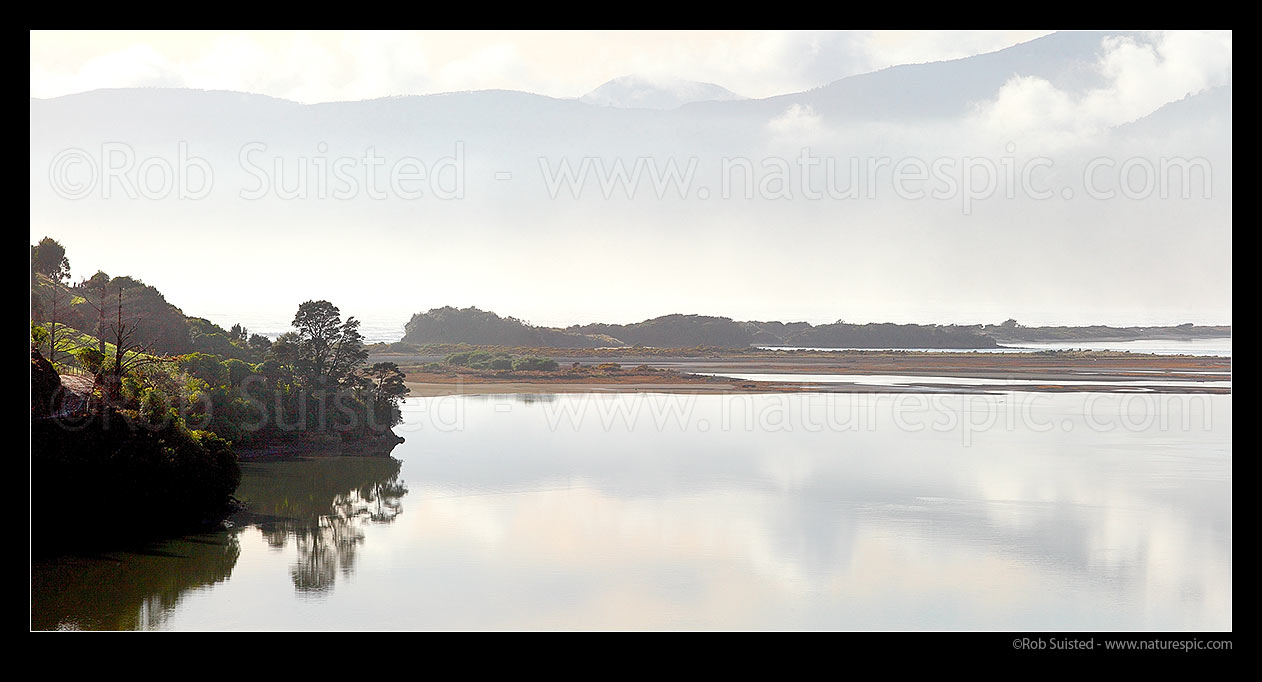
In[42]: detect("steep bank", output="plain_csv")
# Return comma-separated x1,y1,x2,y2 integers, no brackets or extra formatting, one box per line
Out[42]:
233,430,405,461
31,419,240,555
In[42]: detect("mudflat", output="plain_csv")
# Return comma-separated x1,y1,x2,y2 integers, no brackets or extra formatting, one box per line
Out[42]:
398,350,1232,396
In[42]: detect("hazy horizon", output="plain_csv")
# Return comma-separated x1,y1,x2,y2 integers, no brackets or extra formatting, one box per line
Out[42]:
30,30,1232,329
30,30,1056,103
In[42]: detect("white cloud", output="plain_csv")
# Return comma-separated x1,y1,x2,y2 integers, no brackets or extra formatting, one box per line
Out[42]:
30,43,182,96
436,43,525,93
971,31,1232,147
767,103,826,140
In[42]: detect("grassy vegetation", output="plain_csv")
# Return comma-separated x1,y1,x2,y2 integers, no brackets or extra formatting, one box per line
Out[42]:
405,355,676,381
442,349,560,372
373,342,1189,361
31,322,184,396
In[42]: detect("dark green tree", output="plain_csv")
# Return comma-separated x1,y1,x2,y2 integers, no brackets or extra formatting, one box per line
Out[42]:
365,362,409,405
362,361,409,429
101,283,168,399
291,301,368,391
31,238,73,365
79,271,112,357
248,333,273,355
31,237,71,281
267,331,300,366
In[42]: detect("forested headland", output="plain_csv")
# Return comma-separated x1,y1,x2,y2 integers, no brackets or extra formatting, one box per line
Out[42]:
30,237,409,550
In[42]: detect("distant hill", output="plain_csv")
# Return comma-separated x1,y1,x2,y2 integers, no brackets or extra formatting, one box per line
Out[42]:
682,30,1137,122
402,307,621,348
572,314,999,349
402,307,1233,349
1113,85,1232,138
580,75,745,110
983,322,1232,342
403,307,1000,349
32,273,194,355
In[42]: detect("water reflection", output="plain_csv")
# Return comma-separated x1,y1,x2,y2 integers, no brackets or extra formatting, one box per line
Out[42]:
464,392,557,404
237,457,408,594
32,394,1231,630
390,393,1231,629
30,534,241,630
31,455,407,628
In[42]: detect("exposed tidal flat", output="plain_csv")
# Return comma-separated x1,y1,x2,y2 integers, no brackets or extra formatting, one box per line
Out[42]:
395,349,1232,397
31,391,1231,631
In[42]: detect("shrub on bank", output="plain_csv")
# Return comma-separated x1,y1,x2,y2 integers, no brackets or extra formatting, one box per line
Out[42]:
488,357,513,370
446,350,552,371
512,357,559,372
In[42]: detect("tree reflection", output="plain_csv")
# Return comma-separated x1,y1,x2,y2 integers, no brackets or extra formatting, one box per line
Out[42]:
31,533,241,630
239,457,407,594
33,456,409,628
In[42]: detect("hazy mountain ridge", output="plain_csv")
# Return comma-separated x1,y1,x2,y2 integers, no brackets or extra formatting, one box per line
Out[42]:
1112,84,1232,136
682,30,1135,122
31,32,1130,121
30,31,1227,167
580,75,745,110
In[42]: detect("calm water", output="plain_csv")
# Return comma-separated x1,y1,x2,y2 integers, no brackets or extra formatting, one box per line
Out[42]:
761,337,1233,357
32,392,1232,630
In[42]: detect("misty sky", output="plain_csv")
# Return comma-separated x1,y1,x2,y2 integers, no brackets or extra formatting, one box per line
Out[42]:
29,31,1232,332
30,30,1055,102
